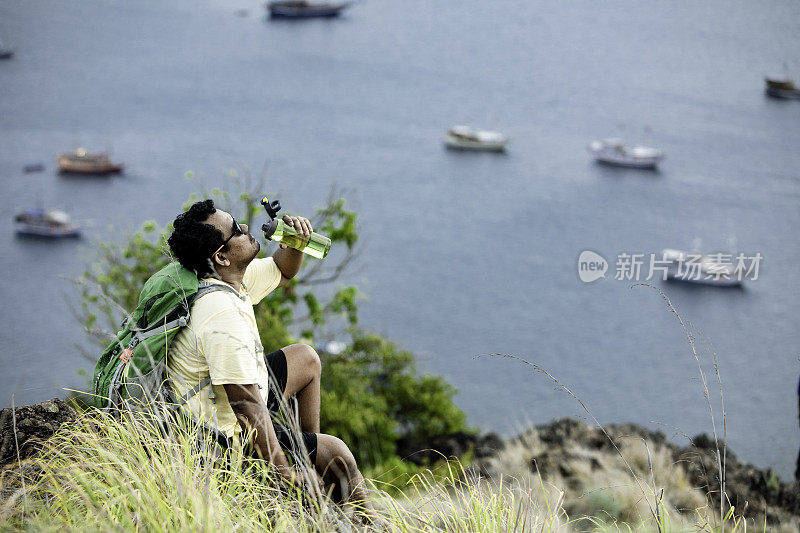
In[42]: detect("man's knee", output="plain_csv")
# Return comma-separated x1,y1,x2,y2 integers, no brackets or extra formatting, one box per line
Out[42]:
315,434,361,502
316,434,357,472
287,343,321,376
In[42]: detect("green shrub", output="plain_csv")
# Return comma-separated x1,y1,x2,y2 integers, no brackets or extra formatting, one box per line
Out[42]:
321,330,469,468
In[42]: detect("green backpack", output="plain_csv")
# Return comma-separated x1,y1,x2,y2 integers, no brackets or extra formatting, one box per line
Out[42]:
92,261,238,412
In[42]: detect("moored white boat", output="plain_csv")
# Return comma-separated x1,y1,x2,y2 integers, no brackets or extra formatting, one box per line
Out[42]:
14,208,81,238
316,340,347,355
444,125,509,152
588,138,664,169
661,249,742,287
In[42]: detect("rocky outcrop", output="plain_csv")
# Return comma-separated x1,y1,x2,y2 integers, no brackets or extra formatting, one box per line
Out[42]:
683,430,800,522
0,398,78,470
473,418,800,526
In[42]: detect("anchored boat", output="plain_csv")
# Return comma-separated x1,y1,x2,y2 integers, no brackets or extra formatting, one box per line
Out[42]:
14,208,81,238
58,148,123,175
443,125,509,152
765,78,800,99
267,1,351,18
662,249,742,288
589,138,664,169
0,36,13,59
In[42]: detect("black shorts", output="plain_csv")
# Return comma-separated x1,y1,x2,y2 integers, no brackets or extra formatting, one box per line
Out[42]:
264,349,318,464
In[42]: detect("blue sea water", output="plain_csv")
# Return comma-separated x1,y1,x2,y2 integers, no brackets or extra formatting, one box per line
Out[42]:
1,0,799,478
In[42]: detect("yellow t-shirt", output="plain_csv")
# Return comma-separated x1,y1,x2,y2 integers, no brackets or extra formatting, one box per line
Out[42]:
167,257,283,439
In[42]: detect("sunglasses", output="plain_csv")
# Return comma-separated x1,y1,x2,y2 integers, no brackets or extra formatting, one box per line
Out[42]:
212,218,244,258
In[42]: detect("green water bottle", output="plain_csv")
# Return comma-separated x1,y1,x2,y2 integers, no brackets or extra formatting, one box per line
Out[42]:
261,197,331,259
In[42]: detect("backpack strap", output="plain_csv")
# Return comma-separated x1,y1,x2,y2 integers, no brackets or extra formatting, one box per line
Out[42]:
195,281,248,302
135,316,188,342
174,376,212,406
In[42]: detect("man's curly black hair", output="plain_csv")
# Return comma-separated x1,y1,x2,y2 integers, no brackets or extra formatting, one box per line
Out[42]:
167,199,225,278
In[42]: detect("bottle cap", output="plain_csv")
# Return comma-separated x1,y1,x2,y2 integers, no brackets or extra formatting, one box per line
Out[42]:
261,197,281,220
262,219,278,240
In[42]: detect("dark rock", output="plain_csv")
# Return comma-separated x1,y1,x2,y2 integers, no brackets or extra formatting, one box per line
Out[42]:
476,433,504,458
0,398,78,469
692,433,716,451
606,423,669,450
537,418,589,447
397,431,504,466
586,432,609,450
530,449,561,478
463,456,502,480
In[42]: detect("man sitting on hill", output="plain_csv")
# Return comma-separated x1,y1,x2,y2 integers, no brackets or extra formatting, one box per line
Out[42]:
166,199,370,509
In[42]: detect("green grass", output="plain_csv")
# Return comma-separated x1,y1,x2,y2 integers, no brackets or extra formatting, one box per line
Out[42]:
0,409,568,532
0,406,772,532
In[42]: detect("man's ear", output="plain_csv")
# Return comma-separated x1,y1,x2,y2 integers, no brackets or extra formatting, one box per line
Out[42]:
213,251,231,268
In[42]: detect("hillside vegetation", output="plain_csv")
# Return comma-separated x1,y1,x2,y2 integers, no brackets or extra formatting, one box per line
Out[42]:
4,400,798,531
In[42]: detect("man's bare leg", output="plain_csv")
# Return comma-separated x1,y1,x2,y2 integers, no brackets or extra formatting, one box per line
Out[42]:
314,434,371,510
281,343,321,434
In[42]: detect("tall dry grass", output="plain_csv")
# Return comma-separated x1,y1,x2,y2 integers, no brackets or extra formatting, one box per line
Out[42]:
0,404,770,532
0,409,569,532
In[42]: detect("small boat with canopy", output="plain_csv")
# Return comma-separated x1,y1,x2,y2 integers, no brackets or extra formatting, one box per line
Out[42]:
14,208,81,238
58,148,123,175
765,78,800,99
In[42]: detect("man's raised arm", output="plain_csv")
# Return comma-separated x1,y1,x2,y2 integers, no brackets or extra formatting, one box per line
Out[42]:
272,215,312,287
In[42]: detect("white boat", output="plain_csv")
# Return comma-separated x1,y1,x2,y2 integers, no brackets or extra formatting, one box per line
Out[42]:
14,208,81,238
588,138,664,169
316,340,347,355
444,125,509,152
661,249,741,287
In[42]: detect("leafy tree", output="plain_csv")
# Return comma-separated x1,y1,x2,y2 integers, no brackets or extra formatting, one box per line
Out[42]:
78,180,471,470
